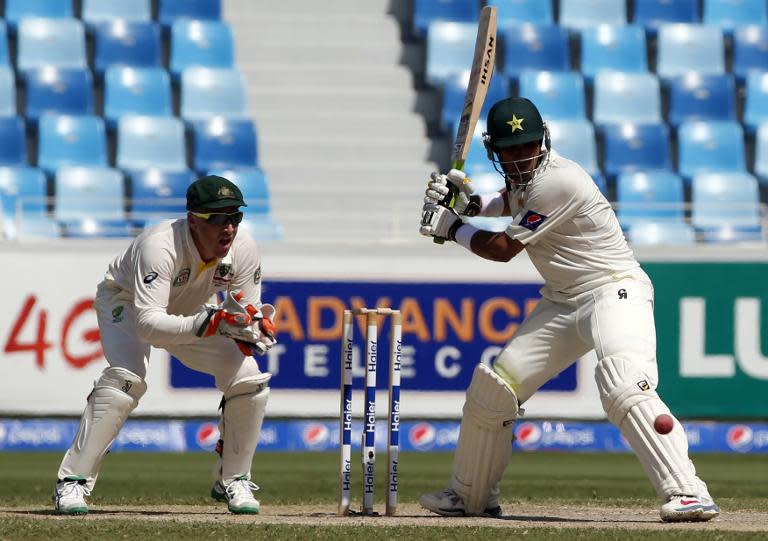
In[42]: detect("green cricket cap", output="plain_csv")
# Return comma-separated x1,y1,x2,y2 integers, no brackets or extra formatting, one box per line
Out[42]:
486,97,545,148
186,175,246,210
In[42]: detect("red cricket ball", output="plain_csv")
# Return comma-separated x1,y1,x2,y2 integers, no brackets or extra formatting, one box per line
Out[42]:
654,414,674,435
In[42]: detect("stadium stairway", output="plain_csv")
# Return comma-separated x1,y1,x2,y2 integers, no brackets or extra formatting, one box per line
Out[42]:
225,0,444,244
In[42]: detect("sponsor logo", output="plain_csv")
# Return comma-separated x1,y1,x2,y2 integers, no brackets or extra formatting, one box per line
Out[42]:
217,264,232,278
726,425,753,451
680,499,701,506
121,381,132,394
0,423,5,444
195,422,220,449
637,380,650,391
173,268,190,287
408,422,436,450
519,210,547,231
143,272,158,284
302,424,330,449
111,305,124,323
515,422,542,449
213,264,233,287
618,288,627,299
253,266,261,284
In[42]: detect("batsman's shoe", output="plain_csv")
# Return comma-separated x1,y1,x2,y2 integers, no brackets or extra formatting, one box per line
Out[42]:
53,476,90,515
419,489,502,518
660,495,718,522
211,476,260,514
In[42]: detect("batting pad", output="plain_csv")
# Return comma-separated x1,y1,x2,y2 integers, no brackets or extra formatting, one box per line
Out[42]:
595,356,699,499
449,364,518,515
58,367,147,490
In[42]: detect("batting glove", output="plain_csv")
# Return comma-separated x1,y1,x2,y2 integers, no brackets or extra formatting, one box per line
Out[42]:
420,201,463,241
424,170,482,217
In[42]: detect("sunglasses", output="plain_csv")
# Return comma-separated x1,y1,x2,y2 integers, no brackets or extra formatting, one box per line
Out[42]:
190,211,244,226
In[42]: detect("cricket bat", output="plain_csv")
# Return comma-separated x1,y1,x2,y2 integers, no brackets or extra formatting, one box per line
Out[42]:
433,5,497,244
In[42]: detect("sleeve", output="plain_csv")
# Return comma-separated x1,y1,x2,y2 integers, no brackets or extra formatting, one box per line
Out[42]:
505,168,589,245
229,233,263,307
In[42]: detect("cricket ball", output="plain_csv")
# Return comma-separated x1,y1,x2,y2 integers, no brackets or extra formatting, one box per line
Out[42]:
654,414,674,435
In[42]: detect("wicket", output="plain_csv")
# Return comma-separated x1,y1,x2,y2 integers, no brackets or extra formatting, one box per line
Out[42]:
338,307,402,516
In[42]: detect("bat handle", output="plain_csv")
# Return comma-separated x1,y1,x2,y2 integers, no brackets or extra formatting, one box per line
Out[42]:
431,161,464,245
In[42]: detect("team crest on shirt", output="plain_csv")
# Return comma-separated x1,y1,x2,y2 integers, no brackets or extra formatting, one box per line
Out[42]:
213,263,233,287
172,268,190,287
519,210,547,231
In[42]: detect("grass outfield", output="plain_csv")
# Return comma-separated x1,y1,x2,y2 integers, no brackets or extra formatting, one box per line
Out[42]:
1,451,767,540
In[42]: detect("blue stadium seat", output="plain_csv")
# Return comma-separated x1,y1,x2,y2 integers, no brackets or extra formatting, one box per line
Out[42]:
5,0,72,30
559,0,627,32
500,25,569,82
192,118,258,173
616,170,684,229
579,25,647,83
656,24,725,82
104,67,172,127
55,166,125,220
691,172,761,239
130,168,193,220
677,121,746,182
592,72,662,126
169,20,235,79
628,221,696,245
518,71,585,120
632,0,700,35
462,129,496,176
751,123,768,187
440,69,508,133
17,18,86,74
703,0,767,36
208,168,273,214
25,67,93,124
82,0,151,26
733,25,768,84
412,0,478,38
93,21,162,77
601,123,671,179
38,115,107,175
0,22,10,65
426,21,483,86
0,166,57,238
158,0,221,27
667,73,736,128
742,71,768,134
487,0,552,26
547,120,600,178
0,66,16,116
0,117,27,166
116,116,187,172
180,67,247,121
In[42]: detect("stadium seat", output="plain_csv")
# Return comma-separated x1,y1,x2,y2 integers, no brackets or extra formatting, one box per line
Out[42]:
592,72,662,126
93,21,162,77
677,121,746,182
500,24,570,81
703,0,767,36
615,170,684,229
0,66,16,116
743,71,768,134
192,118,258,173
5,0,72,30
628,221,696,245
518,71,585,121
733,25,768,84
0,117,28,166
55,166,124,220
0,166,56,239
37,115,107,175
656,24,725,82
0,22,9,65
558,0,627,32
207,168,273,214
17,18,86,74
667,73,736,128
601,123,671,179
462,128,496,176
691,172,761,238
487,0,552,26
116,116,187,172
82,0,152,26
158,0,221,28
412,0,478,38
632,0,700,35
751,123,768,187
130,169,193,220
579,25,647,83
426,21,484,87
169,20,235,79
103,66,172,127
180,67,248,121
440,69,508,133
547,120,600,178
24,67,93,124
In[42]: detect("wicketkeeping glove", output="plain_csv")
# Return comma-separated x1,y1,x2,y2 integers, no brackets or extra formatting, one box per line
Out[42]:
195,290,277,355
424,169,482,216
419,201,463,241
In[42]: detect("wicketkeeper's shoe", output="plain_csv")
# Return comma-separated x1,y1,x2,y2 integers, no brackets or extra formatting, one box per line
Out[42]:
211,476,260,514
660,495,718,522
53,476,90,515
419,488,502,518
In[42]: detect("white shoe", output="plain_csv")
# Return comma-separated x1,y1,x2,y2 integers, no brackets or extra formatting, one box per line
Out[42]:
419,488,501,518
53,476,90,515
696,479,721,520
211,476,260,514
660,495,718,522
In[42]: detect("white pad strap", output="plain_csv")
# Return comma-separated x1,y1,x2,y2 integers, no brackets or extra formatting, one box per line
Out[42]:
449,364,518,515
58,367,147,490
595,356,698,499
218,373,271,484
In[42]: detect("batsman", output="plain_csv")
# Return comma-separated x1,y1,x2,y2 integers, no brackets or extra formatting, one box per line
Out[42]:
53,175,276,515
419,97,720,522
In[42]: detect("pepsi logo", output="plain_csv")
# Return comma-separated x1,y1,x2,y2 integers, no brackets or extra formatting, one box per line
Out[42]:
726,425,753,451
408,422,436,449
515,422,542,449
195,422,220,449
302,424,330,448
525,215,541,224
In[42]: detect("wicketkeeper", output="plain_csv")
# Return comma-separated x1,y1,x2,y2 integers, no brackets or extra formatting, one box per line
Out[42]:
419,97,720,522
53,175,276,515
